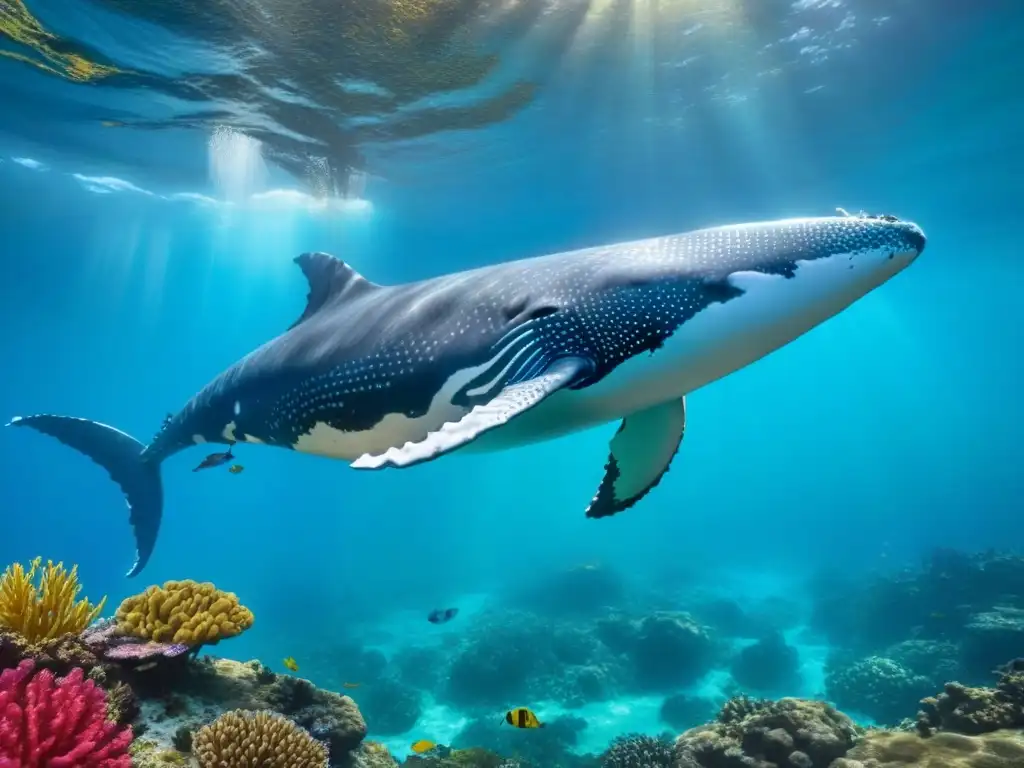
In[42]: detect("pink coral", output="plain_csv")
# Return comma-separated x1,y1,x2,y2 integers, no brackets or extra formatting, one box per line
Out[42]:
0,659,132,768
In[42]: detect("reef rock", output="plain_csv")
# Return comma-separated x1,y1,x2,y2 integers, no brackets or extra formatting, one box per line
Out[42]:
832,729,1024,767
731,632,801,694
917,664,1024,736
674,697,858,768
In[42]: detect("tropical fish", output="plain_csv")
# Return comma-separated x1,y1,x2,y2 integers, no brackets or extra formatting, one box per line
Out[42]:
505,707,544,729
343,682,361,689
6,212,926,578
283,656,299,672
228,464,244,474
428,608,458,625
410,740,437,754
192,445,235,472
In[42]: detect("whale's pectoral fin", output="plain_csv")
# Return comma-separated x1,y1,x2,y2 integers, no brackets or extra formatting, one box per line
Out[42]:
586,397,686,519
351,356,593,470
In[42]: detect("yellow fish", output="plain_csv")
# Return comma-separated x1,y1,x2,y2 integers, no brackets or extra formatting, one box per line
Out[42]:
100,120,124,127
283,657,299,672
228,464,244,474
410,740,436,754
343,682,361,689
504,707,544,729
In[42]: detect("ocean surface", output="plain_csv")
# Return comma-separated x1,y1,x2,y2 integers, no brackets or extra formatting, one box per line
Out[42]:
1,0,1022,763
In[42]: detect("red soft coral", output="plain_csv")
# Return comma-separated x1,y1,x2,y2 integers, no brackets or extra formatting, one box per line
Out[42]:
0,659,132,768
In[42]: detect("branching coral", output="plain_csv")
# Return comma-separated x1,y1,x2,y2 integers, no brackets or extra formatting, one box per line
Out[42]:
0,658,133,767
826,655,934,726
192,709,327,767
0,557,106,641
600,733,674,767
115,580,253,645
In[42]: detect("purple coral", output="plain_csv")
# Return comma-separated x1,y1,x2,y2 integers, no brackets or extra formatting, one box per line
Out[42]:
81,619,188,664
104,642,189,660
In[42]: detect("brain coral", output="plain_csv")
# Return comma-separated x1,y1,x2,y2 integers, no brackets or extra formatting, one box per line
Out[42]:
833,729,1024,768
115,580,253,645
0,557,106,642
192,709,327,768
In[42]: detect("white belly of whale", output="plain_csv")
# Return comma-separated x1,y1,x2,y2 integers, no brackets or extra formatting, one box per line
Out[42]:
472,247,913,449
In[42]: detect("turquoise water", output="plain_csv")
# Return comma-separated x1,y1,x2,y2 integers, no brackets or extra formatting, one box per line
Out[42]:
1,1,1022,763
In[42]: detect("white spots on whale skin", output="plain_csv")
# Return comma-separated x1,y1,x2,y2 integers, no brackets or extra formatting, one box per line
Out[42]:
233,400,241,416
221,421,238,441
579,242,916,416
192,434,207,444
243,434,264,444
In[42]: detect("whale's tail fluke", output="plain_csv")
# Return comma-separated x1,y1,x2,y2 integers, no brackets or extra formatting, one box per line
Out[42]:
6,414,162,578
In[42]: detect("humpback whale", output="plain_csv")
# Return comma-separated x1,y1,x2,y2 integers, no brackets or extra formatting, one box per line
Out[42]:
7,209,925,576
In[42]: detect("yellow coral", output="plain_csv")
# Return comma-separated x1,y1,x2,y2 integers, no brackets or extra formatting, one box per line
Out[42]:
115,579,253,646
0,557,106,641
192,709,327,768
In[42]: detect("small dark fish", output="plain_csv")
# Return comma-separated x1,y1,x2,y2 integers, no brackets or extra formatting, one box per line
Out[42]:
192,445,235,472
228,464,244,474
504,707,544,729
427,607,459,625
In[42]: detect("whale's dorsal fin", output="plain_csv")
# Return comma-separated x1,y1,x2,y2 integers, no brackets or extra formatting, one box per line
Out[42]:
290,252,380,329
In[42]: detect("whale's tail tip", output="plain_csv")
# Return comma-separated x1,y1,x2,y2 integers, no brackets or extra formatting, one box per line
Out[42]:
6,414,163,578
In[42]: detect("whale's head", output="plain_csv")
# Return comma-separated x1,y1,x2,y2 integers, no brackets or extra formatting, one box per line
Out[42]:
573,212,927,404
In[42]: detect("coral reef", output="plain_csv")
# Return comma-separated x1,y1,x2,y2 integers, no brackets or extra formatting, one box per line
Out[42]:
825,656,934,725
834,729,1024,768
353,676,423,735
116,580,254,646
916,663,1024,736
393,644,446,691
731,632,801,694
443,611,626,709
0,658,133,767
502,563,627,618
674,697,858,768
596,612,717,692
961,606,1024,680
808,549,1024,674
600,733,674,767
192,708,328,767
0,557,106,642
882,639,960,683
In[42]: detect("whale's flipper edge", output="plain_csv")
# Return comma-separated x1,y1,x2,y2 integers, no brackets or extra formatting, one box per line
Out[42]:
351,356,593,470
290,251,381,329
6,414,162,577
585,397,686,519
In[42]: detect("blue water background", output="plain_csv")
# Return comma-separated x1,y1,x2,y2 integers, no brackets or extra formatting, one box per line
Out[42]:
1,0,1022,757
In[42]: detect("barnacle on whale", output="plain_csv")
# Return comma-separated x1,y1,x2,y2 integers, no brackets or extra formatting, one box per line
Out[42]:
115,579,253,646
